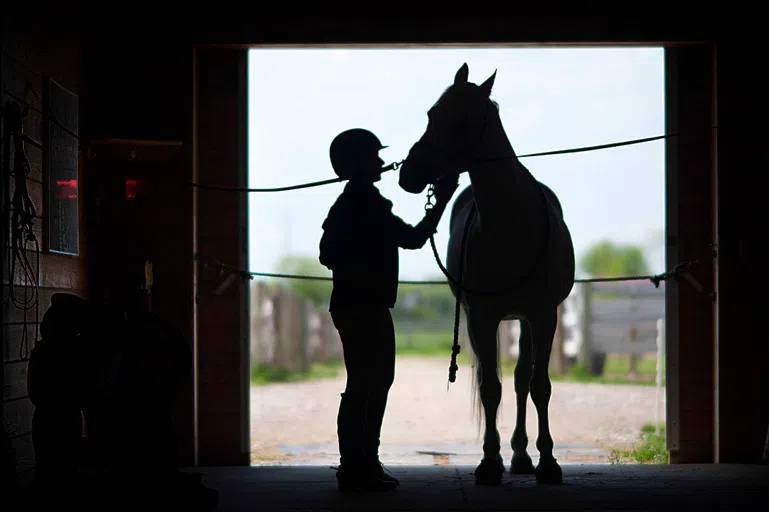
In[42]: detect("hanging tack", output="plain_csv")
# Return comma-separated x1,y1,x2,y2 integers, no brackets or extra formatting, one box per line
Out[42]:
144,261,153,287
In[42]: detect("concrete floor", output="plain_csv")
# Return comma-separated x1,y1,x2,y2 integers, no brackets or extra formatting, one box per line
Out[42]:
256,441,610,466
199,463,769,511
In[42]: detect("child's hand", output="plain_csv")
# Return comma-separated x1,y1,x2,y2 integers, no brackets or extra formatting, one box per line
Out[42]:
433,173,460,204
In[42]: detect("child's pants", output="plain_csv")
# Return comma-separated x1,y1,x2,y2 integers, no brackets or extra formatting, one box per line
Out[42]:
331,307,396,466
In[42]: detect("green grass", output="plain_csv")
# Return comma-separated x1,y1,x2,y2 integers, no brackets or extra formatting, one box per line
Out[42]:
546,355,664,387
610,423,669,464
396,329,463,357
250,360,345,386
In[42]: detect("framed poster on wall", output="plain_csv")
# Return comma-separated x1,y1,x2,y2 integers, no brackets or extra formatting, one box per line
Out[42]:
44,78,79,255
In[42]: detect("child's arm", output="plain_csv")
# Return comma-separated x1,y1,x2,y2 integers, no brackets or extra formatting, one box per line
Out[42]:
391,201,448,249
391,175,460,249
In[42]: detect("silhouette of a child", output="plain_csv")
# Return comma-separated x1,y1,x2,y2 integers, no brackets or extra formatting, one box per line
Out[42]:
319,128,459,491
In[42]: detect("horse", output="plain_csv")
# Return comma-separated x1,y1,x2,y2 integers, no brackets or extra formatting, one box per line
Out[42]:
398,63,575,485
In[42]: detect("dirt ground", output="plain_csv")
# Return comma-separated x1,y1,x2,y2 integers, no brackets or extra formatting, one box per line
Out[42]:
250,357,666,465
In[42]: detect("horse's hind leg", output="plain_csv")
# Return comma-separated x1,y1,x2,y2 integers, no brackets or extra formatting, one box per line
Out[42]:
468,308,505,486
529,306,562,484
510,320,535,474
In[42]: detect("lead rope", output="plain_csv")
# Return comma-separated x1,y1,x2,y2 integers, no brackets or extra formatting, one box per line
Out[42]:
425,184,476,388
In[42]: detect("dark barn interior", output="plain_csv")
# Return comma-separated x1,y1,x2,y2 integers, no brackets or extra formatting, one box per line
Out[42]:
3,14,769,511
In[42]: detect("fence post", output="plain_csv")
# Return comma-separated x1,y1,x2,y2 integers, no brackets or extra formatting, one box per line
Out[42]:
310,305,328,362
250,282,275,368
249,281,261,368
274,287,308,373
628,325,639,379
578,282,593,370
299,299,313,365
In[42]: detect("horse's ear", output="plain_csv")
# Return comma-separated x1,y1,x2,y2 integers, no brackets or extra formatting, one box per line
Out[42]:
479,70,497,96
454,63,469,85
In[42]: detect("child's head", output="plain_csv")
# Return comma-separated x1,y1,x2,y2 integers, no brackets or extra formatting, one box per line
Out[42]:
330,128,388,182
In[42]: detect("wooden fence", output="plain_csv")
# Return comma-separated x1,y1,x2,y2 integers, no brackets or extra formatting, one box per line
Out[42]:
249,278,665,379
500,279,666,376
249,282,342,372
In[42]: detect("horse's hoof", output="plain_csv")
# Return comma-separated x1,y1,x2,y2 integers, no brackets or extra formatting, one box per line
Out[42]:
474,454,505,486
535,458,563,484
510,452,535,474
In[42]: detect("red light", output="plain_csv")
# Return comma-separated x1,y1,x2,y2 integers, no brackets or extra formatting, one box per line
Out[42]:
125,179,143,199
56,179,78,199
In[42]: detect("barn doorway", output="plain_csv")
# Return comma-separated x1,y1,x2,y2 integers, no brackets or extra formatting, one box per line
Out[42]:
246,46,667,468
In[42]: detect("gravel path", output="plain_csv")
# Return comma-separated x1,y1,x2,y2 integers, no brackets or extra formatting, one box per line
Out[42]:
250,357,665,465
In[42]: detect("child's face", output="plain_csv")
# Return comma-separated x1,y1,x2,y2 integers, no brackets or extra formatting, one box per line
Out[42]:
352,152,385,183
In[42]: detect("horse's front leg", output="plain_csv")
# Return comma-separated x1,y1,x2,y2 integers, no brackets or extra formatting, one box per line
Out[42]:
468,307,505,486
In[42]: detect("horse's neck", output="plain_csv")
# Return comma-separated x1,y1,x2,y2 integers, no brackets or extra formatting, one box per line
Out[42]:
467,113,543,238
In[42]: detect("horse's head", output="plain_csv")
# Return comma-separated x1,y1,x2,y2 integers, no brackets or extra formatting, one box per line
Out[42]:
399,63,497,194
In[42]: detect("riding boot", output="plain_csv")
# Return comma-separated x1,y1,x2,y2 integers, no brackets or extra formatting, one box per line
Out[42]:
363,392,399,486
336,392,397,492
337,391,366,466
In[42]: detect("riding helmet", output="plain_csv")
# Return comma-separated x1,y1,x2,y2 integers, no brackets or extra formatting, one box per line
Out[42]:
329,128,388,178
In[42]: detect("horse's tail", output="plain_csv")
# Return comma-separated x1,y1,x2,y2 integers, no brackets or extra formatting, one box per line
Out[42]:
469,342,484,438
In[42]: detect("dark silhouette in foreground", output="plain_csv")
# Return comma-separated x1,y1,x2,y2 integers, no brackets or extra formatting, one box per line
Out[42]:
319,128,459,492
27,290,218,508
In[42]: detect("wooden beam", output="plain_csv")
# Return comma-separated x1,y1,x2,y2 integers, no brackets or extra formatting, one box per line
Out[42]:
664,45,716,463
194,47,250,466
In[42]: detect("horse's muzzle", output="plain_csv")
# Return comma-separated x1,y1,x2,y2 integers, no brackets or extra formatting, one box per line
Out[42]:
398,160,428,194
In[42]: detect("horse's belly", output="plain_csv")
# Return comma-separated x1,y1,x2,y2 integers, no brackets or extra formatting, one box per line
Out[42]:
446,215,575,305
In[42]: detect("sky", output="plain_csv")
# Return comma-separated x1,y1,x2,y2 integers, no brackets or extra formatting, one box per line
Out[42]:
247,47,665,282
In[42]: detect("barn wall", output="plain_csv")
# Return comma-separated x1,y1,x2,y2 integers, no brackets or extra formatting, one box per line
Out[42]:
2,23,197,489
714,40,769,464
2,24,86,484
